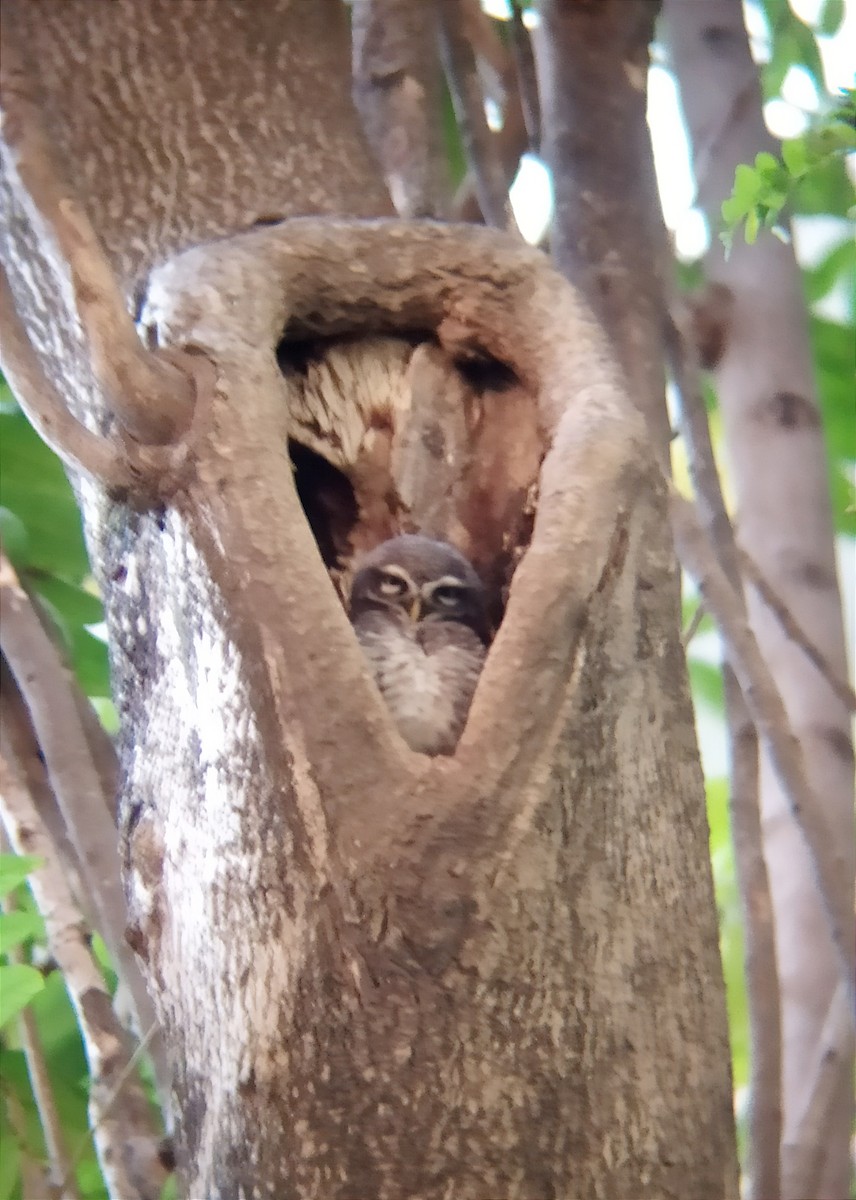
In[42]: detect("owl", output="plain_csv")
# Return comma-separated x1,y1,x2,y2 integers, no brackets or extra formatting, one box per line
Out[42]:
349,535,489,755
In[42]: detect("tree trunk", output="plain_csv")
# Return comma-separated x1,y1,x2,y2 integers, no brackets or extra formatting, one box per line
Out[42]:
535,0,672,456
664,4,855,1198
1,2,739,1195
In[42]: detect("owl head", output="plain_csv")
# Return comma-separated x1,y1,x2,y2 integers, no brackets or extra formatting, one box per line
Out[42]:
349,535,489,643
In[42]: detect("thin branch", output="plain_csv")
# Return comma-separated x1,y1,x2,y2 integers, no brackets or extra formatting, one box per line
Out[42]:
452,83,528,225
438,0,516,230
3,1083,56,1200
0,265,143,491
723,667,782,1200
451,6,530,225
0,750,168,1200
670,487,855,1021
0,11,194,445
0,830,80,1200
351,0,448,218
509,0,541,151
60,1023,164,1197
0,553,169,1108
666,308,783,1200
740,546,856,712
681,598,708,647
786,979,856,1200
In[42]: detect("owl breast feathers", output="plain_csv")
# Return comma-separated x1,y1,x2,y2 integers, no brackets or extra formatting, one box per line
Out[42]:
349,535,488,755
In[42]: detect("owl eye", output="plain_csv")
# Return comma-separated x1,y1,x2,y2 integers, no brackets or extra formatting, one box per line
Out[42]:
377,572,409,597
431,584,465,608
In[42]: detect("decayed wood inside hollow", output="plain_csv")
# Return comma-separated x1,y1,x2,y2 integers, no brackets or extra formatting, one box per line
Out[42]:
278,331,544,623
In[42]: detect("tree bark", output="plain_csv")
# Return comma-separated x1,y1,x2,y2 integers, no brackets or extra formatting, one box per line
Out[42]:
664,4,855,1198
1,2,739,1195
535,0,672,457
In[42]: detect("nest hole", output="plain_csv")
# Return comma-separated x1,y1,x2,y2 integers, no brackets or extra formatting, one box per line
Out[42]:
451,352,519,395
288,440,357,572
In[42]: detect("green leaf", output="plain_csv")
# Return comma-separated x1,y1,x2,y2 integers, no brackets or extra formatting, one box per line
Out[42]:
744,207,760,244
0,911,45,955
817,0,844,36
29,970,88,1075
705,777,730,854
0,856,42,899
0,507,29,566
829,467,856,535
90,696,120,735
754,150,782,179
803,238,856,304
0,964,45,1027
30,575,104,627
91,933,118,995
0,1109,20,1200
0,409,89,580
782,137,809,178
811,317,856,463
160,1173,179,1200
69,625,112,697
792,147,855,216
0,376,19,415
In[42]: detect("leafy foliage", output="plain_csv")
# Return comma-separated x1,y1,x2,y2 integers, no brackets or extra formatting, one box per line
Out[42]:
0,383,113,711
721,90,856,246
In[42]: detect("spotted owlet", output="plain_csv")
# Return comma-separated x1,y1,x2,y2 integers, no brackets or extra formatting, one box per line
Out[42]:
349,535,489,755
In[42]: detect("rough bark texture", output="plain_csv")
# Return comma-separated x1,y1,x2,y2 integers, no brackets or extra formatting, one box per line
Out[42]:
665,5,855,1198
534,0,672,457
1,2,738,1196
352,0,448,218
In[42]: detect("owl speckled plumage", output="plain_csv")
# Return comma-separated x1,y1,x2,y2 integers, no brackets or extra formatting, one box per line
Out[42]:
349,535,489,755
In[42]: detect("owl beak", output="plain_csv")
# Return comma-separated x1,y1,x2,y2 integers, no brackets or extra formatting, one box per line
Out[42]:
409,596,423,623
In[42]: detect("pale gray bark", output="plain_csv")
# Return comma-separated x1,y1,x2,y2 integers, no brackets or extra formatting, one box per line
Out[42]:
668,313,782,1200
352,0,448,218
0,658,166,1200
1,1,738,1196
665,3,855,1198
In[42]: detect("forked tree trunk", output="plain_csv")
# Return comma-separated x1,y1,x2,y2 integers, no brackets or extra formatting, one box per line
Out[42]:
665,5,855,1197
1,2,738,1195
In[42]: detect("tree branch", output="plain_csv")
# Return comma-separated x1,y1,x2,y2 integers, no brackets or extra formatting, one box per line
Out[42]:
0,750,167,1200
3,1083,56,1200
670,489,855,1020
740,547,856,713
0,11,194,445
451,7,530,225
0,264,144,491
0,553,169,1103
0,829,80,1200
785,979,856,1199
666,307,783,1200
438,0,515,230
723,667,782,1200
509,0,541,151
351,0,447,218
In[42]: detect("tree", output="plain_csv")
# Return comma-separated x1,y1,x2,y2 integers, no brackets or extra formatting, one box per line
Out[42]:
1,0,851,1197
663,4,855,1197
